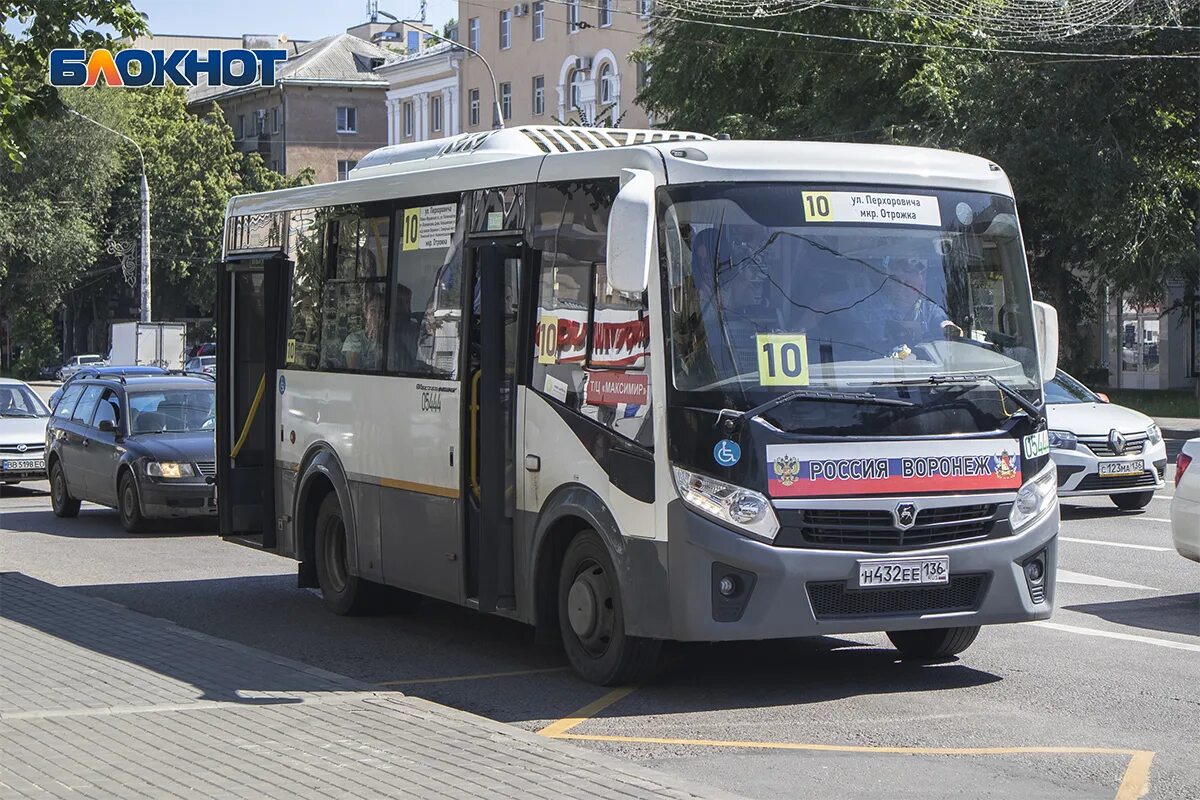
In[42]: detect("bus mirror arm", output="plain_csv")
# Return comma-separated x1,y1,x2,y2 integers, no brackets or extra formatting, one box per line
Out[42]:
606,169,656,294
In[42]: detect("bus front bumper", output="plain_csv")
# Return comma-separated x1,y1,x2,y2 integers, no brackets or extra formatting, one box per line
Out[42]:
648,499,1057,642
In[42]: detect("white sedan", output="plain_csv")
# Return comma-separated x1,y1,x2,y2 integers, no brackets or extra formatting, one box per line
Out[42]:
1044,370,1167,510
1171,438,1200,563
0,378,51,484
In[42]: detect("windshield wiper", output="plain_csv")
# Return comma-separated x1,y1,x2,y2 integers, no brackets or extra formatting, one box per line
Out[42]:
870,373,1042,418
726,389,915,433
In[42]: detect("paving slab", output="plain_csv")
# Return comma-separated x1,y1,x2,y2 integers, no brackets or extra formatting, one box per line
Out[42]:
0,572,741,800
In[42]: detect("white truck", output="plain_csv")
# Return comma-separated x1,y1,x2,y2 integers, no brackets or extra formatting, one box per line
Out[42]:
108,321,187,369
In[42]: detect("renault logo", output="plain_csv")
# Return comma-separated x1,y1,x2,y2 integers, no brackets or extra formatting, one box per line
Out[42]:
16,444,27,453
1109,429,1126,454
893,502,918,531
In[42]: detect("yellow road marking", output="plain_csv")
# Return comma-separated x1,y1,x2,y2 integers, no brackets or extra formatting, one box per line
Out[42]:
537,686,637,737
376,667,568,687
1115,750,1155,800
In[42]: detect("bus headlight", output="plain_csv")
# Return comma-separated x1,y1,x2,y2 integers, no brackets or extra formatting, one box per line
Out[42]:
673,466,779,541
146,461,196,479
1009,466,1057,532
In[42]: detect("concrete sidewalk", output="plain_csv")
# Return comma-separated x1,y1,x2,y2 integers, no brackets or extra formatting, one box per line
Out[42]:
0,572,739,800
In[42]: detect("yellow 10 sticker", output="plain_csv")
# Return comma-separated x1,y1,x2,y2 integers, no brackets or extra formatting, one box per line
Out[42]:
537,315,559,364
402,207,420,251
756,334,810,386
801,191,833,222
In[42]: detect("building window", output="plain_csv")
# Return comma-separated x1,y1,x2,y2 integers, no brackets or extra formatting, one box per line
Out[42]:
236,114,245,139
533,1,545,40
403,101,414,138
469,88,481,127
639,0,652,17
567,0,580,32
532,75,545,115
272,107,281,133
570,69,586,110
598,62,613,104
499,82,511,125
499,9,511,49
431,94,443,132
468,17,480,52
255,108,265,134
407,30,420,53
599,0,613,27
336,106,357,133
337,160,357,181
636,61,649,90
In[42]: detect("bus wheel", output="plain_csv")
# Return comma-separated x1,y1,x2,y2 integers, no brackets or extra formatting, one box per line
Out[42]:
558,530,661,686
887,626,980,660
315,493,373,616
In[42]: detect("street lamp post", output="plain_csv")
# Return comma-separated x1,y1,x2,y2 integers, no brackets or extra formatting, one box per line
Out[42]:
375,9,505,129
69,109,152,322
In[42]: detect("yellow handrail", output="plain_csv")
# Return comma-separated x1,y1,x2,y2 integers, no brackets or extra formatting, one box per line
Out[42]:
469,370,481,499
231,374,266,459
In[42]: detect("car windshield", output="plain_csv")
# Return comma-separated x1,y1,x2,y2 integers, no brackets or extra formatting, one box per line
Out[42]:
0,385,50,418
1043,372,1099,404
661,183,1041,433
79,356,103,365
127,389,215,434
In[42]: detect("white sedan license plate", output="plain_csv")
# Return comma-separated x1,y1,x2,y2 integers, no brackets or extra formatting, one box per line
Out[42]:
1,459,44,472
1099,459,1144,477
857,557,950,589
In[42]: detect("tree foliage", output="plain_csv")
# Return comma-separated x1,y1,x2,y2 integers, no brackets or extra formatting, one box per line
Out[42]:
0,0,147,164
636,5,1199,370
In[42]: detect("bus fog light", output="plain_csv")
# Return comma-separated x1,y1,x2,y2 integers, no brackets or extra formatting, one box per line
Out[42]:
1023,557,1044,582
717,575,738,597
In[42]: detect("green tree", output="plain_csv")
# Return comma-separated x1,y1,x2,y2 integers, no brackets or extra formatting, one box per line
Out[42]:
0,0,147,164
637,6,1199,371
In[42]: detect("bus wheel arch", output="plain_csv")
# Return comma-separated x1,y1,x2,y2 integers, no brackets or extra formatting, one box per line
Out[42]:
295,447,357,593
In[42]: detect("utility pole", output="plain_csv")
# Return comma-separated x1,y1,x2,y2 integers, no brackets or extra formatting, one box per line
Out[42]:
375,8,504,128
69,109,152,322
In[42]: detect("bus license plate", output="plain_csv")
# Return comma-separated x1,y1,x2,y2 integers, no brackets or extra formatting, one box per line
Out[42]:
857,557,949,589
1,459,44,472
1099,459,1143,477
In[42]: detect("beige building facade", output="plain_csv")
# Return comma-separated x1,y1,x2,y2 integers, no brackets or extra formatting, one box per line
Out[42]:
378,43,466,144
457,0,651,131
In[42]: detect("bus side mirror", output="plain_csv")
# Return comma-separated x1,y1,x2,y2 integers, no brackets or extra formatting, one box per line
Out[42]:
606,169,656,294
1032,301,1058,383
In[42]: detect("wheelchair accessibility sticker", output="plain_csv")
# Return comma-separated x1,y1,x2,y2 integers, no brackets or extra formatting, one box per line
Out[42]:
714,439,741,468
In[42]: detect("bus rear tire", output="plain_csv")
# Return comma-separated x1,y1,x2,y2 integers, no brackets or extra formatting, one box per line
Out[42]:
315,492,375,616
887,625,980,660
558,530,661,686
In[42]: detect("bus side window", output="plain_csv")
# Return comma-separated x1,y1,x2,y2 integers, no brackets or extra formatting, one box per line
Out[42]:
285,207,326,370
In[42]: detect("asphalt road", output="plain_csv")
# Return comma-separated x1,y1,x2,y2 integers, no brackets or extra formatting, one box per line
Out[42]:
2,433,1197,799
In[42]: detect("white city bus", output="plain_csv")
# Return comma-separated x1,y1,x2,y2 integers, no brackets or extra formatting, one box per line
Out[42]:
218,126,1062,685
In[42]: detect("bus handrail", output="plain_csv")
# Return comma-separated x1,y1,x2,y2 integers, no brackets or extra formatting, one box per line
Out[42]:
470,370,481,500
231,374,266,459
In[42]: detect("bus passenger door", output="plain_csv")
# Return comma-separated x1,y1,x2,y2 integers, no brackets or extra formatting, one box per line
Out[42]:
465,242,525,612
217,255,290,548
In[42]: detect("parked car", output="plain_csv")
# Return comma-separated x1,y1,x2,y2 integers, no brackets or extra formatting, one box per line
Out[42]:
46,375,217,532
0,378,51,484
48,365,169,411
187,341,216,359
1171,438,1200,563
1044,370,1167,509
184,355,216,376
56,354,106,382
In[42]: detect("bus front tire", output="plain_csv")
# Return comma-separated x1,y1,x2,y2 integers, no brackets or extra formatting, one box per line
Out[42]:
557,530,661,686
1110,491,1154,511
887,625,980,660
315,492,375,616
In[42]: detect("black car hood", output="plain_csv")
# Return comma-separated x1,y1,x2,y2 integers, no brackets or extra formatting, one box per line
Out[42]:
125,431,214,462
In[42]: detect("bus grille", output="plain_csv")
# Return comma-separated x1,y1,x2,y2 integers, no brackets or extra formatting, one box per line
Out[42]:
195,461,216,478
807,574,987,619
780,505,998,550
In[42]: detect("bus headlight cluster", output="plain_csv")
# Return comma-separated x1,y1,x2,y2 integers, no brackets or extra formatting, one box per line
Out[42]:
1009,466,1057,532
673,466,779,541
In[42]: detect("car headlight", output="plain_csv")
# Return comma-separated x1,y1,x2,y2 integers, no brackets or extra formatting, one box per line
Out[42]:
1146,424,1162,445
1047,429,1076,450
1009,466,1057,532
673,466,779,541
146,461,196,478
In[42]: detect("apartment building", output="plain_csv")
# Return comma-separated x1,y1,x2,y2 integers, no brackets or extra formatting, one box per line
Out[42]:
187,32,394,183
378,42,466,143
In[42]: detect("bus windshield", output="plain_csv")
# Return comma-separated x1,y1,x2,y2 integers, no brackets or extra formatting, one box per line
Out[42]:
662,183,1041,420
